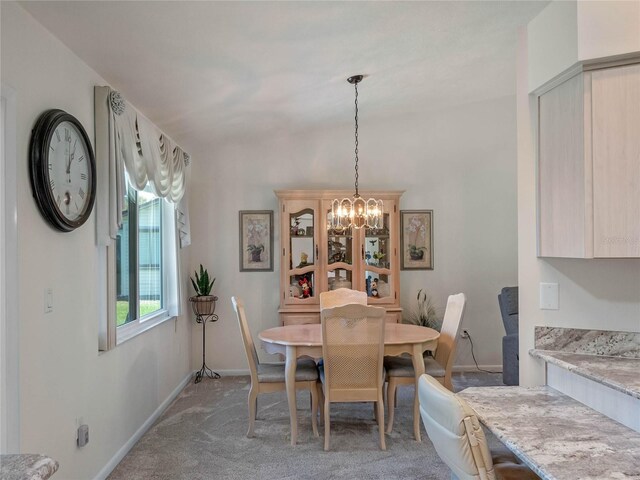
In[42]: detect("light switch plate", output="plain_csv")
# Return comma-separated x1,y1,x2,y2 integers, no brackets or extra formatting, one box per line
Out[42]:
77,424,89,447
540,283,559,310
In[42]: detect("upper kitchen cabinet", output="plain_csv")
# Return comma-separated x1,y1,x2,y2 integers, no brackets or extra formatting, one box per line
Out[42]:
537,62,640,258
591,64,640,257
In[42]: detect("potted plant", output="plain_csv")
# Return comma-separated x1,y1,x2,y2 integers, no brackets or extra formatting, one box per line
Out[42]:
247,244,264,263
408,244,427,260
404,289,440,330
189,264,217,317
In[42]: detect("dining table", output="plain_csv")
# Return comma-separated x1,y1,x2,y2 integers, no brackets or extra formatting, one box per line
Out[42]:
259,322,440,445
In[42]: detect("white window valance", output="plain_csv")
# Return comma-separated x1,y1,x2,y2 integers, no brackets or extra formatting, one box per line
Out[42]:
94,86,191,245
111,90,187,201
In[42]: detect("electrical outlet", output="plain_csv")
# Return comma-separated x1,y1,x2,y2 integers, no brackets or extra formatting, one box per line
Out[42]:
460,329,470,339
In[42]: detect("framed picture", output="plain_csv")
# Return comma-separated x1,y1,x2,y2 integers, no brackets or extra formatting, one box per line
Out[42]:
400,210,433,270
239,210,274,272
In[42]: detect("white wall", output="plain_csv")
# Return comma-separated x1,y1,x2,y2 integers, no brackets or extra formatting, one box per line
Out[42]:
518,9,640,386
189,95,518,372
1,4,192,478
528,0,640,92
527,0,578,92
577,1,640,61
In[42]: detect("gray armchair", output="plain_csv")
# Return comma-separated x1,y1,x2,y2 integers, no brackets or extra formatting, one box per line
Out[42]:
498,287,519,385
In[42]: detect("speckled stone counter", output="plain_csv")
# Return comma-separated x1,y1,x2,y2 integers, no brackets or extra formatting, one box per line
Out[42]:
459,386,640,480
530,349,640,400
535,326,640,358
0,454,58,480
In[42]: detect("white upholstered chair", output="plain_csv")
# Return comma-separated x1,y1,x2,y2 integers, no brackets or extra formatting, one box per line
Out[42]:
319,303,387,451
418,374,540,480
232,296,319,438
385,293,466,433
319,287,367,310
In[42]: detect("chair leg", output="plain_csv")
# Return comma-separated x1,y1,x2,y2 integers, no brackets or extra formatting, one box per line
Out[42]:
324,399,331,451
444,373,453,391
386,378,397,434
376,397,386,450
318,383,325,426
247,384,258,438
310,383,319,437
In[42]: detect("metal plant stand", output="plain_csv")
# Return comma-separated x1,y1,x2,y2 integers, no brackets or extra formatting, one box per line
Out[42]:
190,295,220,384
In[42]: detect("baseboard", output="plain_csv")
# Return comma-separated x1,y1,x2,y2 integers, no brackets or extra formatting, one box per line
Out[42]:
214,365,502,376
94,371,192,480
213,368,250,376
452,364,502,373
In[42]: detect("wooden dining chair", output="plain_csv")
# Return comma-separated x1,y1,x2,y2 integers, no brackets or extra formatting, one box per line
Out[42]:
231,296,319,438
319,303,387,451
384,293,466,434
418,374,540,480
319,287,367,310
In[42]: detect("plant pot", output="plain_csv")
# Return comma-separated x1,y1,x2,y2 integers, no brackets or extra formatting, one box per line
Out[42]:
250,250,263,262
410,250,424,260
189,295,218,317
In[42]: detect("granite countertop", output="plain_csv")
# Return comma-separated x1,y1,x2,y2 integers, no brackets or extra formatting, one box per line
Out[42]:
0,454,58,480
530,349,640,400
459,386,640,480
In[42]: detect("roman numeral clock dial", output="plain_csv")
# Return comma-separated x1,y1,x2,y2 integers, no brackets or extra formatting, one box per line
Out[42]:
29,109,96,232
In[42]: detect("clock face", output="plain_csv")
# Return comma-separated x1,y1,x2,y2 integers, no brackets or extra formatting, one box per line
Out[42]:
46,121,92,222
29,109,96,232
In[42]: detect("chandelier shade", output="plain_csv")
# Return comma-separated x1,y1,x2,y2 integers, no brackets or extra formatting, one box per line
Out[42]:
331,197,383,231
330,75,382,231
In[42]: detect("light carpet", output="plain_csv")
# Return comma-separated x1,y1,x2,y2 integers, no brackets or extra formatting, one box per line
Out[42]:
108,372,503,480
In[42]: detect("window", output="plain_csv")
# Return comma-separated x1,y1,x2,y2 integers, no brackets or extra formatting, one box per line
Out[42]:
94,86,189,350
114,178,179,344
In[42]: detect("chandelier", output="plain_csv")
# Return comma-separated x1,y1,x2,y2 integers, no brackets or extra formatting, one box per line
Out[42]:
330,75,383,231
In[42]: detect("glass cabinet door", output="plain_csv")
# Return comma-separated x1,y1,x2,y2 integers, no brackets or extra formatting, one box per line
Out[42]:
285,204,318,304
363,207,395,303
325,203,356,292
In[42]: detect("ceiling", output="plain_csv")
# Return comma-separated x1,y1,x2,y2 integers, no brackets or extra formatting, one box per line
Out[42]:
21,1,548,153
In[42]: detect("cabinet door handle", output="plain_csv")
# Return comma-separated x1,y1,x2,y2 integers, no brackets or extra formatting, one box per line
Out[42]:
315,244,319,261
361,244,365,260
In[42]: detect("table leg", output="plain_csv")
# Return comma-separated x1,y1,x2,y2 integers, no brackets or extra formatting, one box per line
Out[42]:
285,345,298,446
412,344,425,442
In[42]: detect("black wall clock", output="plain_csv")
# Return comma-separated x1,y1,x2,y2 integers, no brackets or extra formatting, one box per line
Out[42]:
29,109,97,232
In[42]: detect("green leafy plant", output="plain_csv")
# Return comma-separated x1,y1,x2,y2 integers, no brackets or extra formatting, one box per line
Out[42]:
405,289,440,330
190,264,216,296
373,251,385,261
247,244,264,254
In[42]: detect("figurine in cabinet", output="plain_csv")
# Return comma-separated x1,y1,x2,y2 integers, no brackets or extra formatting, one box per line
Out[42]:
370,278,379,298
296,252,309,268
298,275,312,298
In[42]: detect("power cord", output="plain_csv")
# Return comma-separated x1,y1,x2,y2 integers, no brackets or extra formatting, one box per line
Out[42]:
466,332,501,374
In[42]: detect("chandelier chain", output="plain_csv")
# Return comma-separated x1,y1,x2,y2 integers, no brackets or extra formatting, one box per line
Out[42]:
354,82,359,197
330,74,382,232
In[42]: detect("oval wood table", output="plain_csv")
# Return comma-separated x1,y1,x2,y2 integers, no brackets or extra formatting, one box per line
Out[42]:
259,323,440,445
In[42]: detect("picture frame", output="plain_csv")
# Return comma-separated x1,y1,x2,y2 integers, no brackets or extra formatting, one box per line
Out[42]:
400,210,433,270
239,210,274,272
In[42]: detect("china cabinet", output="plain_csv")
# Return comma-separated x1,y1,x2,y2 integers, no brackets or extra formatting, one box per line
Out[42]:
275,190,404,326
537,61,640,258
